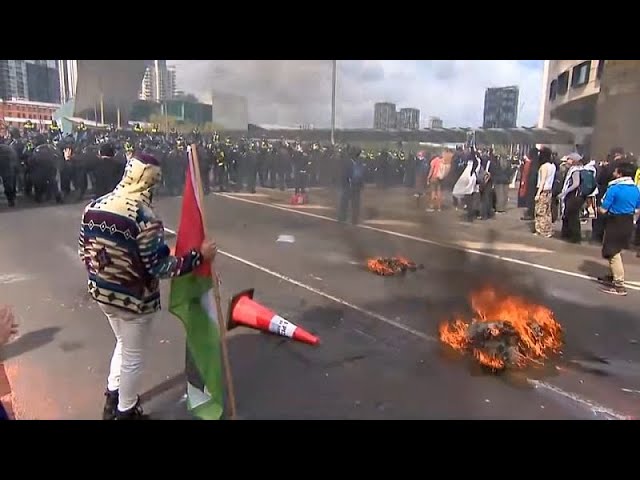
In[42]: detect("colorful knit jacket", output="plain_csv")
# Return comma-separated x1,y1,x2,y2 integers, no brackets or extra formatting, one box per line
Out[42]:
78,153,202,315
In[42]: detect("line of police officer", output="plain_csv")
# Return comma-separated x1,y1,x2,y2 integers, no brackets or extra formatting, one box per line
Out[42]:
0,120,425,207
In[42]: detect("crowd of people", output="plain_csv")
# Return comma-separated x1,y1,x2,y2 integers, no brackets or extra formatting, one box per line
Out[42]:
421,144,640,296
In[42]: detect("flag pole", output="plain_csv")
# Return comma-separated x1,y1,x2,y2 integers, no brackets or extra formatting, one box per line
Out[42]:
189,144,238,420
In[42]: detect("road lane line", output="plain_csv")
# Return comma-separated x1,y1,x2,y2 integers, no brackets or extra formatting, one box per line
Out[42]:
166,225,431,341
214,193,640,292
164,226,632,420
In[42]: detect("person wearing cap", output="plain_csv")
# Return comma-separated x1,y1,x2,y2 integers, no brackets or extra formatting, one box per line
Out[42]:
597,161,640,296
78,152,217,420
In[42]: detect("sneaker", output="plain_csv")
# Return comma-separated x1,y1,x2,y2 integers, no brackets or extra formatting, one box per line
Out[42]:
599,284,627,296
115,397,149,420
102,389,119,421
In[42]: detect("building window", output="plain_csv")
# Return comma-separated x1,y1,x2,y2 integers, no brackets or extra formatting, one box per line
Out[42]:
557,71,570,96
597,60,605,80
571,61,591,88
549,79,557,101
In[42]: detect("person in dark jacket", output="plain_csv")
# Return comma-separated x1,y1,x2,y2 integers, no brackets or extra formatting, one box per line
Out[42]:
337,146,364,225
597,162,640,296
493,154,513,213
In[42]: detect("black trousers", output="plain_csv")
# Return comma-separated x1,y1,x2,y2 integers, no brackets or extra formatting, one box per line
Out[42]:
561,194,585,243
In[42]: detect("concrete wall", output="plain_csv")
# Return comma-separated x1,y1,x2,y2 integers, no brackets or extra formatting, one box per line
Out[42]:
73,60,146,124
591,60,640,159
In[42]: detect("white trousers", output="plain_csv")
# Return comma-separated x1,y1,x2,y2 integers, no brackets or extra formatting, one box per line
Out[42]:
99,303,155,412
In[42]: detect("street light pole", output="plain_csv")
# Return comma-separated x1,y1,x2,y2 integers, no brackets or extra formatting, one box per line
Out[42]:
331,60,337,145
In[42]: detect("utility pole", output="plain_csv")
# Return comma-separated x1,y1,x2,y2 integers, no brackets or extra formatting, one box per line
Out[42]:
331,60,337,145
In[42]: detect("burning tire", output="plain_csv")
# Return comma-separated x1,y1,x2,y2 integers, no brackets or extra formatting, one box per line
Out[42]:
439,287,563,372
366,256,423,276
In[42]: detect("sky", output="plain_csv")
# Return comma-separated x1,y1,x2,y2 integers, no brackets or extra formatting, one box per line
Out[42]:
168,60,544,129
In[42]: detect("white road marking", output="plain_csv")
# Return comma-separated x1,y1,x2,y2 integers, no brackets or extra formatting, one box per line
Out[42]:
215,193,640,292
454,241,553,254
0,273,33,284
164,226,632,420
223,192,269,198
274,204,334,210
528,380,631,420
364,219,421,228
219,249,436,343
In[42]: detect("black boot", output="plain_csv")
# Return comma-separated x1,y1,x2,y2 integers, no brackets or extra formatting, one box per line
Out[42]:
115,397,149,420
102,389,119,421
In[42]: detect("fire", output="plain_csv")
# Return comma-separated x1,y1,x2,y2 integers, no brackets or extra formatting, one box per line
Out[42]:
438,286,563,372
367,256,420,276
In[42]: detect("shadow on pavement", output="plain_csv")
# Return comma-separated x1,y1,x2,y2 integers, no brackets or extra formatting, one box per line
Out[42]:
578,259,609,279
0,327,61,361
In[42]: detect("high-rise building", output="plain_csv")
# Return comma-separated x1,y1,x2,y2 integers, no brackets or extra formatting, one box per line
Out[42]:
58,60,78,104
166,65,177,100
0,60,29,100
482,86,519,128
0,60,59,102
397,107,420,130
428,116,443,129
139,60,170,102
26,62,60,104
373,102,397,129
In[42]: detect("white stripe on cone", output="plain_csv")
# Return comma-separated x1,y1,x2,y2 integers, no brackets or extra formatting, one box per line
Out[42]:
268,314,298,339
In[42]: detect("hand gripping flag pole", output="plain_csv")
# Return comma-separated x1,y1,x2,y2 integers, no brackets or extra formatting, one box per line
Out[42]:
170,144,237,420
191,144,238,419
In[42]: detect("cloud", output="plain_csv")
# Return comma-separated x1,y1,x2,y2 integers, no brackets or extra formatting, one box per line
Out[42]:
168,60,543,129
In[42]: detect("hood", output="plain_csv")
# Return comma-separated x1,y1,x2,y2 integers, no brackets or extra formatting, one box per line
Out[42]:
114,153,162,204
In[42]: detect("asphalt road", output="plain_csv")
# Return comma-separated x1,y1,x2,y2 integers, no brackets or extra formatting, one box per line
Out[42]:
2,188,640,420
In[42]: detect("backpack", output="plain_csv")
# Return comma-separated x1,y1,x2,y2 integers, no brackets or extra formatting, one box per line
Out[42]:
579,169,597,196
551,167,565,197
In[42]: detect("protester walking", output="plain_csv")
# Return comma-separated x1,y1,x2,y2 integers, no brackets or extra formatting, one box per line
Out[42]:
597,162,640,296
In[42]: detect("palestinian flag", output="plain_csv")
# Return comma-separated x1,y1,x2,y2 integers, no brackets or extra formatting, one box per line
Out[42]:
169,146,224,420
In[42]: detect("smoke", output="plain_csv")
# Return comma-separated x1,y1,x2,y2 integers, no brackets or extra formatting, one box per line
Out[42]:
168,60,543,128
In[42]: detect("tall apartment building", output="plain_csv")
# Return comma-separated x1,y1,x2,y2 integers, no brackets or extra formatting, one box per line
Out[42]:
166,65,177,100
482,85,519,128
0,60,60,103
373,102,397,129
397,107,420,130
0,60,29,100
428,116,443,129
139,60,170,102
58,60,78,104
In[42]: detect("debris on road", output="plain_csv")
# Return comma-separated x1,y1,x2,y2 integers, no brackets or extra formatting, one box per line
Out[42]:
277,234,296,243
366,256,423,276
439,287,563,372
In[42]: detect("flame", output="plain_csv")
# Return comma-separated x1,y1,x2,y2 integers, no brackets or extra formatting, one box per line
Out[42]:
438,286,563,371
367,256,417,276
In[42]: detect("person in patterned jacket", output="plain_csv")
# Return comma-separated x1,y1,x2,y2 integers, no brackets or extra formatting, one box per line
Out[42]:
78,152,217,420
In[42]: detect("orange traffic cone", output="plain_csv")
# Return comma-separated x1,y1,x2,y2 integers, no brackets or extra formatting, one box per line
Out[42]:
227,289,320,346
